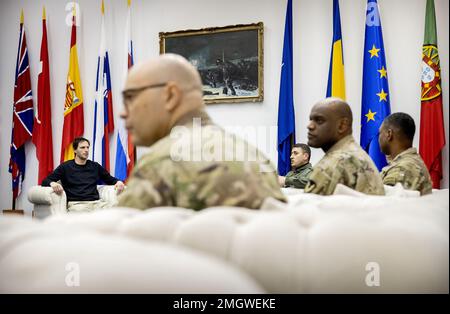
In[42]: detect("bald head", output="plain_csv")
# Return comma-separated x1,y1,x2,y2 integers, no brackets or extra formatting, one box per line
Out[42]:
121,54,205,147
307,97,354,152
127,54,203,94
315,97,353,125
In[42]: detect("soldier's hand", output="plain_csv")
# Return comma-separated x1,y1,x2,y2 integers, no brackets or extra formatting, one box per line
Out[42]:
50,182,64,195
278,176,286,187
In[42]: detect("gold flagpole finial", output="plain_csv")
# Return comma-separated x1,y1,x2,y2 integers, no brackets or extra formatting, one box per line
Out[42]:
101,0,105,14
72,4,76,17
127,0,131,7
20,9,24,23
43,6,46,20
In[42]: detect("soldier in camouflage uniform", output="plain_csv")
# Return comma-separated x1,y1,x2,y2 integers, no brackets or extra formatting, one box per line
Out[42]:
117,54,286,210
379,112,432,195
304,98,385,195
279,143,313,189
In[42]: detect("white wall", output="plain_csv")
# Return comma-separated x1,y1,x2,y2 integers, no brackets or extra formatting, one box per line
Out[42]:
1,0,448,214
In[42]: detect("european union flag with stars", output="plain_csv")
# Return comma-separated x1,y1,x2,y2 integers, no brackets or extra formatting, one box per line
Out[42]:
360,0,391,171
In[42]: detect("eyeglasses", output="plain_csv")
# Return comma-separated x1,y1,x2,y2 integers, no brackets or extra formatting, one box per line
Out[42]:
122,82,167,107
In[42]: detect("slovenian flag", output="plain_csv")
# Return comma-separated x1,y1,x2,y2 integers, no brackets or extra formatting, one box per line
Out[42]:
115,0,135,181
93,0,114,171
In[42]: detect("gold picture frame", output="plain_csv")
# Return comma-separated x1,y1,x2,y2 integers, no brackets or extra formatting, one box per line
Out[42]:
159,22,264,104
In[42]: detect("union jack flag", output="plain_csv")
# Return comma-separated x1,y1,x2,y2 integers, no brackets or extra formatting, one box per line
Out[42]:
9,11,34,202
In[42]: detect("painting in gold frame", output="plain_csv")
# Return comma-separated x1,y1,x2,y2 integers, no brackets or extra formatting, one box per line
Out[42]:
159,22,264,104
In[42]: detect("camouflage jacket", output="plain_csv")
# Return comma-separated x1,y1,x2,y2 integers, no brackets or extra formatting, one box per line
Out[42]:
380,147,432,195
284,163,313,189
304,135,385,195
118,110,286,210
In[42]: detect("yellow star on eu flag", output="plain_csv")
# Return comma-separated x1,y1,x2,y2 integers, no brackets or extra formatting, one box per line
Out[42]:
368,44,380,58
376,89,388,102
365,109,377,122
378,66,387,78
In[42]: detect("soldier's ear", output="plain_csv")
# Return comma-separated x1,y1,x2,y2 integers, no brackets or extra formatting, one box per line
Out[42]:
163,82,181,112
337,117,351,134
387,128,394,141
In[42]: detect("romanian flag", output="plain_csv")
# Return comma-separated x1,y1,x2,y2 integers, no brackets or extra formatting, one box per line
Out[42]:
33,7,54,184
115,0,135,181
419,0,445,188
326,0,346,99
9,10,34,203
61,6,84,162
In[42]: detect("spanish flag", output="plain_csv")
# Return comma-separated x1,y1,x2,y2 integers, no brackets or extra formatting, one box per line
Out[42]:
60,6,84,162
326,0,346,100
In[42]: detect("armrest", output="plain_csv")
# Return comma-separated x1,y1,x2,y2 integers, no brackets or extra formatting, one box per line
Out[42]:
28,186,68,218
28,186,60,205
98,185,122,206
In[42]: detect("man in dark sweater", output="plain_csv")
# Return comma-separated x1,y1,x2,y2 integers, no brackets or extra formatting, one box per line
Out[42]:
42,137,125,212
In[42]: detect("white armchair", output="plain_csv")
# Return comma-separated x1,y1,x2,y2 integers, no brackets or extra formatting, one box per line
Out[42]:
27,185,119,219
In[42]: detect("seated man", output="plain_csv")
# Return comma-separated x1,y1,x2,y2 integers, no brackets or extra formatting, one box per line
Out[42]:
304,98,385,195
42,137,125,212
378,112,432,195
278,143,313,189
117,54,285,210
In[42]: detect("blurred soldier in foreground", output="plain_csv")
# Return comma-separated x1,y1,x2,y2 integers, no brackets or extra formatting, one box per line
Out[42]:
118,54,285,210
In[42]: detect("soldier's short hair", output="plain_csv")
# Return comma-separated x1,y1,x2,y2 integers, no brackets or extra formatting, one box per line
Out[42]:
384,112,416,141
293,143,311,161
73,137,90,150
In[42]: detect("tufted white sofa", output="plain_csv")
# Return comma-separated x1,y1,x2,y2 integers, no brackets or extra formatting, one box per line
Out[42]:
27,185,119,218
1,184,448,293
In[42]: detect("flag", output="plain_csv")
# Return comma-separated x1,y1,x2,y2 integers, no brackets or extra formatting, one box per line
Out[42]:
93,0,114,171
360,0,391,171
277,0,296,176
115,0,135,181
61,6,84,162
9,10,34,202
32,7,54,185
326,0,346,99
419,0,445,188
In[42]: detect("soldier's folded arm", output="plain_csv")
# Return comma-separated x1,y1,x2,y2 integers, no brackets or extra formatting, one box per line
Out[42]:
382,167,404,186
304,169,332,195
287,175,310,189
284,175,294,187
117,164,173,210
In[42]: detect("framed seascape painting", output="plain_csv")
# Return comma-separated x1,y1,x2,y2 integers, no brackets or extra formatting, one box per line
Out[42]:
159,22,264,104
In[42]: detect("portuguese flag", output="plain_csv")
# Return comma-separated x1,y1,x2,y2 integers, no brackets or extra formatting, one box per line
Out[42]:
419,0,445,189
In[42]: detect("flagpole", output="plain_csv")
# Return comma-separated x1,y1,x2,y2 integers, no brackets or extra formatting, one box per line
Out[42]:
129,0,136,166
277,0,296,176
6,9,33,216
